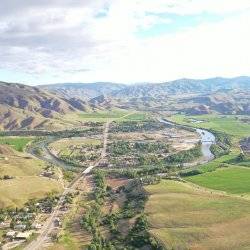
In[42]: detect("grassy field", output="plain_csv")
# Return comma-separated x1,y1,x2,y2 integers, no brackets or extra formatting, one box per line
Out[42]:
186,167,250,194
0,136,33,152
121,112,149,121
145,180,250,250
49,138,102,152
169,114,250,138
77,110,148,122
0,176,62,208
0,148,63,208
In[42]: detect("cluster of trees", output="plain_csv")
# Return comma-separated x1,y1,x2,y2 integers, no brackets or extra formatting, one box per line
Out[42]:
81,202,102,234
109,140,170,167
126,214,162,249
81,172,162,249
109,141,131,156
62,169,75,182
87,232,116,250
60,152,98,165
134,141,170,153
1,127,102,138
226,152,250,166
138,154,163,165
102,180,161,249
109,140,169,155
110,121,165,133
59,143,101,167
165,144,202,164
210,130,232,158
107,165,171,179
93,171,107,205
25,191,60,213
81,171,116,249
179,169,203,177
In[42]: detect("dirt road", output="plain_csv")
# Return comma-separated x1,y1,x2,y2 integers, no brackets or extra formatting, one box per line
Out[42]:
24,121,110,250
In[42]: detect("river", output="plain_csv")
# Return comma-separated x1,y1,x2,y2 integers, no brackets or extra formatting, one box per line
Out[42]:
158,118,216,165
27,137,73,170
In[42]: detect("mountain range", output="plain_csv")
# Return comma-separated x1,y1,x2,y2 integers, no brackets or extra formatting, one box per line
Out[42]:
41,76,250,99
0,76,250,130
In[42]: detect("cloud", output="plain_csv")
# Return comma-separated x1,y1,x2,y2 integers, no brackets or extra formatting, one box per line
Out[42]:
0,0,250,83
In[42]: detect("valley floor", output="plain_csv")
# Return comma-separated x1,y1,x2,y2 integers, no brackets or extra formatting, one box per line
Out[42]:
0,112,250,249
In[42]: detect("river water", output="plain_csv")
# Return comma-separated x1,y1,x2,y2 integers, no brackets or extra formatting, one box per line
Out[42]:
27,137,73,170
158,118,216,164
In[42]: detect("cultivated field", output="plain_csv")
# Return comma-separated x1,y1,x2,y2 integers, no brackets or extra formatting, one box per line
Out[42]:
77,110,148,122
145,180,250,250
186,166,250,195
169,114,250,138
0,136,33,152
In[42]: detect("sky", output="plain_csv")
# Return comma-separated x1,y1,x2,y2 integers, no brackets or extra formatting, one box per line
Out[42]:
0,0,250,85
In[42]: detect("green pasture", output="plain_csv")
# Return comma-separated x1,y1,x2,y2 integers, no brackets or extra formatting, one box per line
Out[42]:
0,136,33,152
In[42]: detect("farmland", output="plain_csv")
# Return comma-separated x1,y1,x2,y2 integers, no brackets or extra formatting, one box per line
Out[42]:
77,110,148,122
186,167,250,195
145,180,250,250
0,136,33,152
169,114,250,138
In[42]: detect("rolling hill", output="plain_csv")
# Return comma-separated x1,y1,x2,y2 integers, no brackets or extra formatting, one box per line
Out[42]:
0,77,250,130
41,77,250,100
40,77,250,115
110,76,250,98
0,82,92,130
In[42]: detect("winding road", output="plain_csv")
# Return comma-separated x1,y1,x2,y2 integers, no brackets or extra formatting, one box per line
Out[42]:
24,121,110,250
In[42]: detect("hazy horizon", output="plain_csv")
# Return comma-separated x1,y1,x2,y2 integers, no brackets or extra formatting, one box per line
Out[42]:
2,74,250,87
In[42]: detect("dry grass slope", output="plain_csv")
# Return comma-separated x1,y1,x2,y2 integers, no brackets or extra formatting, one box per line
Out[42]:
145,180,250,250
0,147,63,208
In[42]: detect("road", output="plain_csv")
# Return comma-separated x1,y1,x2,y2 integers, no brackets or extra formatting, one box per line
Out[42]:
24,121,110,250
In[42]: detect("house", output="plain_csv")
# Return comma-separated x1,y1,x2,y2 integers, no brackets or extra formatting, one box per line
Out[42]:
33,223,42,230
15,231,32,240
59,205,68,212
14,224,27,231
6,231,16,239
41,170,54,177
0,221,10,228
98,162,108,168
54,218,61,227
41,206,52,213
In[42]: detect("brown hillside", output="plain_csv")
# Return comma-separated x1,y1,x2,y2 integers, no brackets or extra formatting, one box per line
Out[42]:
0,82,90,130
